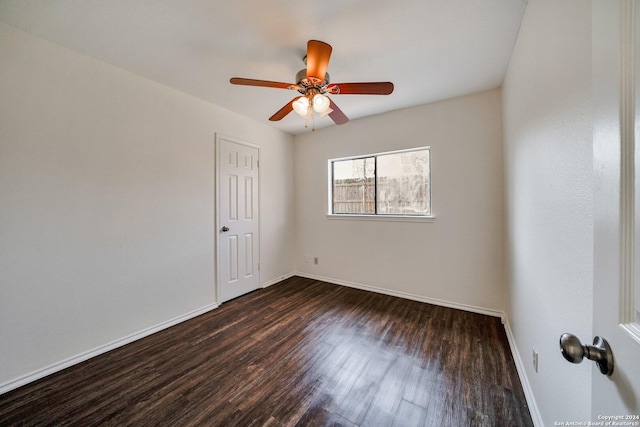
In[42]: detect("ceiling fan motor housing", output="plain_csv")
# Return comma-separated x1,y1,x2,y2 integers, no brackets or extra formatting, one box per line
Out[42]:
296,69,330,95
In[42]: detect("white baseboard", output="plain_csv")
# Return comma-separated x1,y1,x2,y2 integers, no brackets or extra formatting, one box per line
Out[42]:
2,273,543,427
502,319,543,427
294,271,505,319
0,302,218,395
262,272,296,288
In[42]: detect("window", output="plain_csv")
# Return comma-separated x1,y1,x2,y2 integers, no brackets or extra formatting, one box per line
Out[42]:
329,147,431,218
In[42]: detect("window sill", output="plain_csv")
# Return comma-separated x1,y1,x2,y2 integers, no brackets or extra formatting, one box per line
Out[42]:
326,214,435,223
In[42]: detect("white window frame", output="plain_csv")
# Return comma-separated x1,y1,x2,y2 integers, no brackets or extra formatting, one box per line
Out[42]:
327,147,434,222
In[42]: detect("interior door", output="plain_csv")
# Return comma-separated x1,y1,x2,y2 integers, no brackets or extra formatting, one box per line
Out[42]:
592,0,640,418
216,135,260,303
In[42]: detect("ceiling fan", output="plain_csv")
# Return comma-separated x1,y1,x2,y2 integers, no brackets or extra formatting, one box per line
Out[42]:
230,40,394,128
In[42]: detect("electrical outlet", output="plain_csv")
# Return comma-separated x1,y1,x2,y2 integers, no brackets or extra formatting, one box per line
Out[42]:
314,257,319,265
532,348,539,373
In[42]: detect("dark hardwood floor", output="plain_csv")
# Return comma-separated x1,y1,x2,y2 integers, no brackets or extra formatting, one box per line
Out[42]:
0,276,533,426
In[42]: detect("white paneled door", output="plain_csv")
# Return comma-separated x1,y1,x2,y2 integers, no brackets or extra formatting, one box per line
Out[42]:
217,136,259,303
591,0,640,418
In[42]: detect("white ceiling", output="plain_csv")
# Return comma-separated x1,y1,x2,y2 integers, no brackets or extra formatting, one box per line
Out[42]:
0,0,527,135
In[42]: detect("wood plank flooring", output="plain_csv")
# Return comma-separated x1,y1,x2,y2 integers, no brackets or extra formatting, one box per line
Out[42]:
0,276,533,426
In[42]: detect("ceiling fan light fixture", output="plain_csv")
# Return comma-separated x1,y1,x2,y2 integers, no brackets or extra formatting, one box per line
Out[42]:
312,94,330,113
230,40,394,128
292,97,309,116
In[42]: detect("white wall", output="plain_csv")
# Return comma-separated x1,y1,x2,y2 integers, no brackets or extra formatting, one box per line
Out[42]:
294,89,506,313
502,0,593,424
0,22,295,389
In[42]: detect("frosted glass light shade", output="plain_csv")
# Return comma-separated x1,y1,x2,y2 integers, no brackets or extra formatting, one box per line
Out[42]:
293,97,309,116
313,94,330,113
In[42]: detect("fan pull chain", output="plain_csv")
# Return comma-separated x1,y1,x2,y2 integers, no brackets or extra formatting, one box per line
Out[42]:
303,116,316,131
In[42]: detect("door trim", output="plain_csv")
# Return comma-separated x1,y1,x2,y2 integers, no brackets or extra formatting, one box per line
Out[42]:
215,133,261,304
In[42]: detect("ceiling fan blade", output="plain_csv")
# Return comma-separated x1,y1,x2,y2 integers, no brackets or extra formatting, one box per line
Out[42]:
328,99,349,125
306,40,332,83
269,97,301,121
327,82,394,95
230,78,300,90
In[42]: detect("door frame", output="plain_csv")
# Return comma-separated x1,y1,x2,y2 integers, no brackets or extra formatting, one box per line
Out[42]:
215,133,261,304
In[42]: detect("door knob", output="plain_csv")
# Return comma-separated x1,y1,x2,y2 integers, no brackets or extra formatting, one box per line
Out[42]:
221,226,230,232
559,333,614,376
